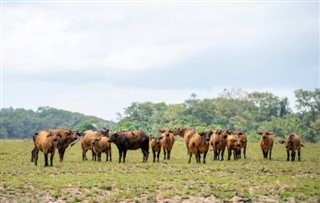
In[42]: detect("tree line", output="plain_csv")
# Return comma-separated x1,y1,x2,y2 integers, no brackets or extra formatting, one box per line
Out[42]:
1,89,319,142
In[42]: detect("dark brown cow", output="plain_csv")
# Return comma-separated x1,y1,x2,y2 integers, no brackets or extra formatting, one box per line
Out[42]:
159,128,175,160
233,131,247,159
173,128,196,154
210,129,231,161
151,136,162,162
91,136,112,162
33,130,62,167
50,128,81,162
108,130,149,163
257,131,274,160
188,130,212,164
279,134,304,161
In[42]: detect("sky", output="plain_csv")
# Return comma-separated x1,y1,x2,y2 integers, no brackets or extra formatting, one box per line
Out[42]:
1,0,319,121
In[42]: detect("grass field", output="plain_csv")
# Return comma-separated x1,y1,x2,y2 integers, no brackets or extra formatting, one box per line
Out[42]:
0,138,319,203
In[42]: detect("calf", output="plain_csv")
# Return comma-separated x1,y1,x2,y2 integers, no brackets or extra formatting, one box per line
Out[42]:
151,136,162,162
91,136,112,162
108,130,149,163
173,127,196,154
188,130,212,164
159,128,175,160
33,130,62,167
233,131,247,159
279,134,304,161
210,129,231,161
257,131,274,160
226,134,241,160
80,130,109,161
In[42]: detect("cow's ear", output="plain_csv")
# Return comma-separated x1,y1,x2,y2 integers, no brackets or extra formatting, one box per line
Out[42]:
169,129,173,133
241,138,246,142
257,131,263,135
227,130,232,135
159,136,163,139
199,132,205,136
159,129,165,133
279,140,285,144
267,131,273,135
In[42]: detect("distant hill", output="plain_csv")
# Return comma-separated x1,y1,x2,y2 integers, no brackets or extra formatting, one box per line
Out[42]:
0,106,116,139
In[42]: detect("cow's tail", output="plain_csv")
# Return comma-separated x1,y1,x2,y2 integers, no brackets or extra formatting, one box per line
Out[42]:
300,144,304,147
70,139,80,147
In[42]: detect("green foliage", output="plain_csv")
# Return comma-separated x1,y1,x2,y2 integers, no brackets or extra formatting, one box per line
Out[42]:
0,107,115,138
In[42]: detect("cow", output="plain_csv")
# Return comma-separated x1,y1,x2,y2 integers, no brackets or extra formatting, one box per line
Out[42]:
233,131,247,159
159,128,175,160
257,131,274,160
188,130,212,164
80,129,110,161
226,134,242,160
108,130,149,163
210,129,231,161
279,134,304,161
49,128,81,162
173,127,196,154
91,136,112,162
151,136,162,162
32,130,62,167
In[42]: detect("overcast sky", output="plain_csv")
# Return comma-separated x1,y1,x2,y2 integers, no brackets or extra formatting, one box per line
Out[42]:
1,1,319,120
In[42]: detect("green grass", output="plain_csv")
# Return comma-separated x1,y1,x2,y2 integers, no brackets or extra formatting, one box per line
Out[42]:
1,139,319,202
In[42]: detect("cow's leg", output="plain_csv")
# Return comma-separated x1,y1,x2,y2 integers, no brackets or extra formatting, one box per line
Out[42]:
44,153,49,167
186,144,189,155
167,150,171,160
221,149,225,161
118,150,122,163
153,151,156,162
243,146,246,159
34,149,39,166
82,149,88,161
163,148,167,160
50,152,54,167
97,152,102,162
157,151,160,162
108,148,112,162
286,150,290,161
203,151,208,164
291,151,295,161
123,150,127,163
227,149,232,160
92,151,96,161
58,148,65,162
188,153,192,163
298,150,301,161
269,148,272,160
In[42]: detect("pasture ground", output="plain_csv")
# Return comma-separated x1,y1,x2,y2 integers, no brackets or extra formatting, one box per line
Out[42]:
0,139,319,203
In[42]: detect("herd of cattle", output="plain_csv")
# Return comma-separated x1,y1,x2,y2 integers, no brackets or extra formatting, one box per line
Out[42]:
30,128,304,167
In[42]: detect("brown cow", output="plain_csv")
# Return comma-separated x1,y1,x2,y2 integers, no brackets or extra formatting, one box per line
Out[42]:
50,128,81,162
91,136,112,162
108,130,149,163
33,130,62,167
80,129,110,161
210,129,231,161
151,136,162,162
159,128,175,160
233,131,247,159
173,127,196,154
257,131,274,160
279,134,304,161
188,130,212,164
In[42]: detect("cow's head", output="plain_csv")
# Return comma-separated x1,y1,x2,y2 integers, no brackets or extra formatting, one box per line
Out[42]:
108,132,119,142
257,131,273,139
218,129,232,138
160,129,173,137
199,130,212,141
279,135,296,149
91,137,102,145
102,128,111,137
152,136,162,144
47,131,62,141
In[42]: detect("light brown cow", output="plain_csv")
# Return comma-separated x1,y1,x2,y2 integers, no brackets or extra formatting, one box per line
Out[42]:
33,130,62,167
159,128,175,160
80,130,110,161
257,131,274,160
226,134,241,160
188,130,212,164
151,136,162,162
210,129,231,161
279,134,304,161
173,128,196,154
233,131,247,159
91,136,112,162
